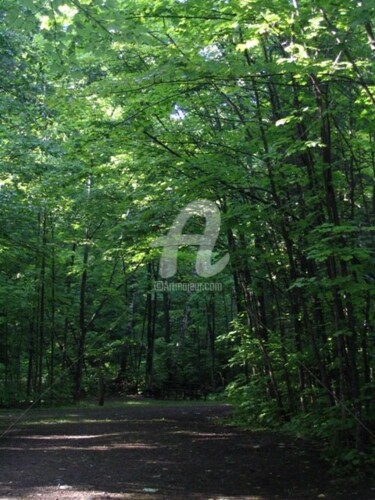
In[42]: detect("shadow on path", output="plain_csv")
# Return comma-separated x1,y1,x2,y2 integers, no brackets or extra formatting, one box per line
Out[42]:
0,403,372,499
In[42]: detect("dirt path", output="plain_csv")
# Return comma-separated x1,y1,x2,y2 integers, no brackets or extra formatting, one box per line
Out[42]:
0,402,372,500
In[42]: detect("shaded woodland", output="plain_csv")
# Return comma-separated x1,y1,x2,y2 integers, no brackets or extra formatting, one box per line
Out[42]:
0,0,374,474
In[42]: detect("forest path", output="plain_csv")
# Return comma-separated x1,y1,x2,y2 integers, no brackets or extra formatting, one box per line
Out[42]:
0,402,372,500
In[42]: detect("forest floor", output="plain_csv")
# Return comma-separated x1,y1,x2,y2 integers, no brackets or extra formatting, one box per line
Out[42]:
0,400,373,500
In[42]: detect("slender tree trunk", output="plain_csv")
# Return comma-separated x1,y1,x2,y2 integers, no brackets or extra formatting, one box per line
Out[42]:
49,221,56,400
206,296,216,389
145,262,157,390
37,209,47,397
73,231,90,402
98,362,105,406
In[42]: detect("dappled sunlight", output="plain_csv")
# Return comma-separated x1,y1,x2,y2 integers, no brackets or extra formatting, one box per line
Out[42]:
87,442,160,451
0,485,154,499
16,432,125,440
24,418,130,426
0,404,349,499
0,484,268,500
172,430,235,439
111,418,176,424
18,432,137,441
2,443,160,451
3,433,161,451
0,444,159,452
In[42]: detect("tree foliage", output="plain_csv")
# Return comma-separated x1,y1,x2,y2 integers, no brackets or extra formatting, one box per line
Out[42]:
0,0,374,475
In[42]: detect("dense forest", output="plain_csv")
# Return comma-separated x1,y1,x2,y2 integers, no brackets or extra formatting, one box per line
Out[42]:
0,0,374,475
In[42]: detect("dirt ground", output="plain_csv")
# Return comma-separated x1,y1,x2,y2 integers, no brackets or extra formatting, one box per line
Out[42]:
0,402,373,500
